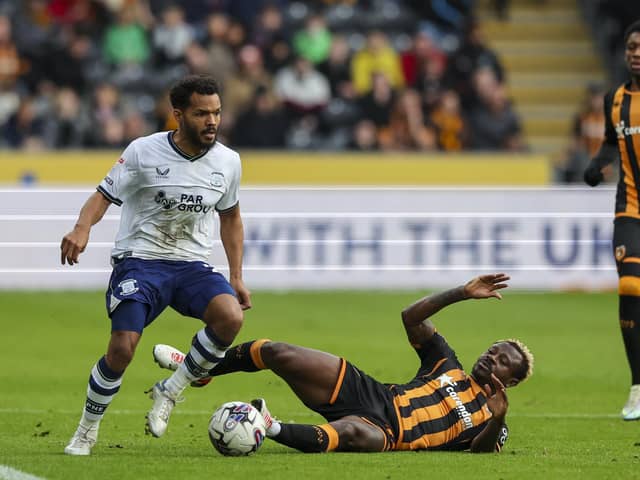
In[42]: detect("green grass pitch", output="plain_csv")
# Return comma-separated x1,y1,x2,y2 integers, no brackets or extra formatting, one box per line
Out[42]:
1,289,639,479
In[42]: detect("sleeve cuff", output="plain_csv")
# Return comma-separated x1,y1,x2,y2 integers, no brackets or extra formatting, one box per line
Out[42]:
97,186,123,206
216,201,239,215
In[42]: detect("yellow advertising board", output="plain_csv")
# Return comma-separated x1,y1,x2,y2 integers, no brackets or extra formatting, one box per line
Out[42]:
0,151,550,185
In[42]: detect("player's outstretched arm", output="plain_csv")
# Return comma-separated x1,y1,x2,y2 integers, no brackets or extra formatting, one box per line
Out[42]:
60,191,111,265
470,374,508,453
401,274,509,347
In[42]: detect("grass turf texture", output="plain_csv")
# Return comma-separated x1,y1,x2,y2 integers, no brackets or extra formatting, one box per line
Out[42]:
0,290,639,479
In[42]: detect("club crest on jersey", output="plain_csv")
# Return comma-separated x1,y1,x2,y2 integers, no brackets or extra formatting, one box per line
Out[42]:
616,245,626,261
118,279,139,296
210,172,225,188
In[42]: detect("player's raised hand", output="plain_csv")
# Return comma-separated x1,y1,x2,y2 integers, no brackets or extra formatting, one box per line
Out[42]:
60,225,90,265
463,273,510,300
483,374,508,420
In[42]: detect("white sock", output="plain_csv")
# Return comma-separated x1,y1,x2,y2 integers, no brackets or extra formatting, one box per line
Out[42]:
163,363,193,397
266,420,281,437
79,414,100,430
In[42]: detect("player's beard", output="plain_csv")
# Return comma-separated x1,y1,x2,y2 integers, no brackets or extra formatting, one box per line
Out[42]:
183,120,217,151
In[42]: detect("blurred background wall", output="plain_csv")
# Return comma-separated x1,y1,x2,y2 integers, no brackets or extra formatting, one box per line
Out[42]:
1,0,637,290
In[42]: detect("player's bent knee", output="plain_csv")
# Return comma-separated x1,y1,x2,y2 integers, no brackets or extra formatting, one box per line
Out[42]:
222,309,243,338
203,309,243,345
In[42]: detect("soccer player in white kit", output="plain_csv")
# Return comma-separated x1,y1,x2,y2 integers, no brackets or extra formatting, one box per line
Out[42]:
60,75,251,455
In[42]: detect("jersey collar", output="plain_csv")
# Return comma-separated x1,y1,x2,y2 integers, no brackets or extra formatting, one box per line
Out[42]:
168,130,211,161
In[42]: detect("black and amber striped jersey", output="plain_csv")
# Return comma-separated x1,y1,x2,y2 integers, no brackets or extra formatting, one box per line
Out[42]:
604,83,640,218
388,333,508,451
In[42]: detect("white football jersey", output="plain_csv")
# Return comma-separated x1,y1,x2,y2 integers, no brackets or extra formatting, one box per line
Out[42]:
97,131,241,263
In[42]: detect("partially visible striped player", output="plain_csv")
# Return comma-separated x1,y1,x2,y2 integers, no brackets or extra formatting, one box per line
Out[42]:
155,273,533,453
60,75,251,455
584,19,640,420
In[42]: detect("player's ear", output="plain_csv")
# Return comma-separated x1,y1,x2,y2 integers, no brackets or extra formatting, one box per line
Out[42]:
173,108,183,124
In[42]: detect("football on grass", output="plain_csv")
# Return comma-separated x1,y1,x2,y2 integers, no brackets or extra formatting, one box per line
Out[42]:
208,401,266,456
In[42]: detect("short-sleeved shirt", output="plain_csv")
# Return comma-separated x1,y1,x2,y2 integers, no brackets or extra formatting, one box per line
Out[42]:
97,131,241,263
603,83,640,218
389,333,507,451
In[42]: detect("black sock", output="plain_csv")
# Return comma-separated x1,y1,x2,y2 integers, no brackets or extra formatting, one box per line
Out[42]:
271,424,335,453
619,295,640,384
208,339,268,376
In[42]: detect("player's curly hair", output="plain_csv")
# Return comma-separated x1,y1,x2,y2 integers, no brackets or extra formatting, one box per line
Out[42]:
498,338,534,383
169,75,220,110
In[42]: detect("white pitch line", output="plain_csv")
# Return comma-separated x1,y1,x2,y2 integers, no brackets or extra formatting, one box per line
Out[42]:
0,465,46,480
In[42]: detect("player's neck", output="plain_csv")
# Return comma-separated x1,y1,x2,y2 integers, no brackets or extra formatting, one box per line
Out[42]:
630,76,640,91
172,130,206,157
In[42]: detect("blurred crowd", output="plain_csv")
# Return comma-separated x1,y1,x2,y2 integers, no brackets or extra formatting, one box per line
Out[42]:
0,0,524,152
554,83,616,183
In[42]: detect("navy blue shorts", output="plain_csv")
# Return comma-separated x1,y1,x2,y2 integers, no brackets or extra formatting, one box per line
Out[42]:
105,257,236,333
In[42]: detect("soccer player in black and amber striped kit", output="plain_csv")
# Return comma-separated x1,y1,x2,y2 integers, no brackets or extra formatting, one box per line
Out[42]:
584,19,640,420
154,273,534,453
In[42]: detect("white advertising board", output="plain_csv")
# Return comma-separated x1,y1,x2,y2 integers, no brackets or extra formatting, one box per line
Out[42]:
0,186,618,290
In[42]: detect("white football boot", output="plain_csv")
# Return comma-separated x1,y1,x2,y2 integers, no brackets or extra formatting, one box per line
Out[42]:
152,344,212,387
622,384,640,421
152,344,186,371
145,380,182,437
64,422,99,455
251,398,279,436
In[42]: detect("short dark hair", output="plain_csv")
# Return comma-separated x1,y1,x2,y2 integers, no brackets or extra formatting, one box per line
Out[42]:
169,75,220,110
624,19,640,44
